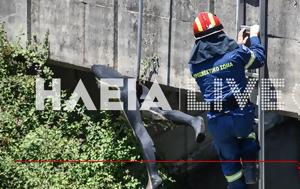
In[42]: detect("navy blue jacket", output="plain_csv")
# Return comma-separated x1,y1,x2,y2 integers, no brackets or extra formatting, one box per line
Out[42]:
189,36,265,113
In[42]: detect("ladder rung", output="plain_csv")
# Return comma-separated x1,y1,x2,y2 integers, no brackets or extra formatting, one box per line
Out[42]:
246,72,259,78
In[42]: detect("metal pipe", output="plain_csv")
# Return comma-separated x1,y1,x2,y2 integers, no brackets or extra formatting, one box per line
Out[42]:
236,0,240,34
236,0,245,35
167,0,173,85
136,0,144,79
258,0,267,189
208,0,215,13
27,0,32,43
113,0,119,69
258,63,265,189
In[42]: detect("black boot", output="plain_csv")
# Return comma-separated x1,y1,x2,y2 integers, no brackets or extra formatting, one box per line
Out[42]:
243,162,259,184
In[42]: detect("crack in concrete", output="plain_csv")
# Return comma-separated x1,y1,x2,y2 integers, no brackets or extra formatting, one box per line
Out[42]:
95,4,113,9
268,34,300,43
0,13,17,21
293,0,298,7
120,9,192,23
125,9,170,20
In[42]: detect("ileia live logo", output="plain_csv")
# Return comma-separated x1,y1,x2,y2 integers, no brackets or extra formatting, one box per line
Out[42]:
14,78,300,171
34,78,300,112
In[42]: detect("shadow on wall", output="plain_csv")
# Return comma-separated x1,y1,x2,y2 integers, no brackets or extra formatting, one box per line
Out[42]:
265,118,300,189
178,117,300,189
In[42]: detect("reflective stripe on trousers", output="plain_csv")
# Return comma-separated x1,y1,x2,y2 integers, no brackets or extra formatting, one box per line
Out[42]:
225,170,243,183
238,132,256,140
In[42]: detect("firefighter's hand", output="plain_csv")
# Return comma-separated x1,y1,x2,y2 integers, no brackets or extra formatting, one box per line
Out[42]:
237,28,248,45
250,24,260,37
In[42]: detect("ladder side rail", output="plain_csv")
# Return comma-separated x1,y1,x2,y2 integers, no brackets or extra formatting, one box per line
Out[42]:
258,0,267,189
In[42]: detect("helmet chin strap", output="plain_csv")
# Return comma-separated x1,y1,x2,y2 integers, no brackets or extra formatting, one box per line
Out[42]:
195,29,224,40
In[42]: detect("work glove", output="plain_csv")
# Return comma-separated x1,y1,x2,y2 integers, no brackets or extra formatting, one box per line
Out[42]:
250,24,260,37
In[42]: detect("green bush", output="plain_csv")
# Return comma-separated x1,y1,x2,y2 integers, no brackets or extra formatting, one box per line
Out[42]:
0,23,174,189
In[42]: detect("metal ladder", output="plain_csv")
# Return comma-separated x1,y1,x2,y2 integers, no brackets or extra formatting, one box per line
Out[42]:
208,0,267,188
235,0,267,189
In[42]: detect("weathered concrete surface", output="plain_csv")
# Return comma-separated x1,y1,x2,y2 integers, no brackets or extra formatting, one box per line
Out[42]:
246,1,260,25
169,0,207,87
267,0,300,117
214,0,237,38
85,0,115,68
31,0,85,66
0,0,27,43
117,0,171,83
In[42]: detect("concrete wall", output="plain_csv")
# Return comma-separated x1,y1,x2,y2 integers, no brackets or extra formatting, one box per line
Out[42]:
267,0,300,116
0,0,28,44
0,0,238,87
1,0,300,117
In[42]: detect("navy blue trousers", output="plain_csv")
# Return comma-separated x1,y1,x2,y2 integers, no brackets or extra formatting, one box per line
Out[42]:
208,103,260,189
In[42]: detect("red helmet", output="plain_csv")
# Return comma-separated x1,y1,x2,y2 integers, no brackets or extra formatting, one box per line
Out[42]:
193,12,224,39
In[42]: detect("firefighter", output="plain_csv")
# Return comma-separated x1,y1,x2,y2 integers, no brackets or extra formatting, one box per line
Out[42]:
188,12,265,189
